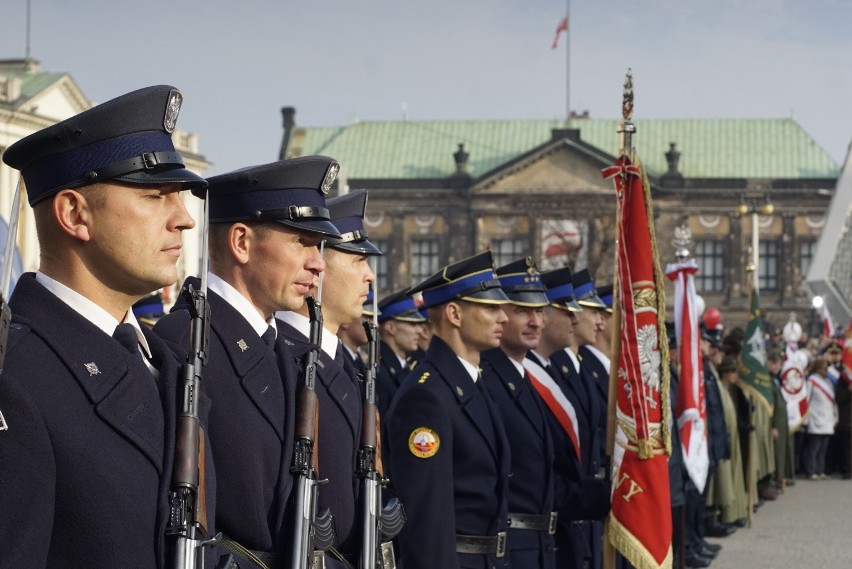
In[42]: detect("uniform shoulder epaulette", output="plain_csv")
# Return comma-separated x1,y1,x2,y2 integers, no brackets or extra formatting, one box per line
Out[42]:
417,371,430,384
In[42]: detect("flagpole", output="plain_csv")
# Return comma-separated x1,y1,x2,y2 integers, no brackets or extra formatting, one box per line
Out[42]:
565,0,571,121
744,261,756,529
603,70,634,569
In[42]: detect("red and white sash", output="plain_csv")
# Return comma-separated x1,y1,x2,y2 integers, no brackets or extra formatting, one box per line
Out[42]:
523,357,581,462
809,374,835,402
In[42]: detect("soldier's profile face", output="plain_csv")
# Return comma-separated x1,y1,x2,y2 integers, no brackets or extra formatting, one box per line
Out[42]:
83,182,195,296
390,320,422,353
458,301,508,352
542,306,574,349
249,225,324,314
573,305,600,346
319,250,374,328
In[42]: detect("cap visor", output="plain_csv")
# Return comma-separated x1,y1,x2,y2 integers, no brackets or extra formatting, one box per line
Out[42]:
505,291,550,307
577,295,606,309
328,238,383,256
115,167,208,192
461,287,511,304
275,219,342,238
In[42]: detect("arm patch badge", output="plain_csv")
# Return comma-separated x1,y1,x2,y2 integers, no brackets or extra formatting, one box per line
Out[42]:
409,427,440,458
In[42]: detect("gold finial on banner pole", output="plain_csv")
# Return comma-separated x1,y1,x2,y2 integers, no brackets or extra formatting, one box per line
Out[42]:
617,69,636,158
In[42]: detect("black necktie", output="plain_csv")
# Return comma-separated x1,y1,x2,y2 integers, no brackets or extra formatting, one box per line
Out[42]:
261,325,276,350
475,371,489,397
113,323,157,384
113,323,141,355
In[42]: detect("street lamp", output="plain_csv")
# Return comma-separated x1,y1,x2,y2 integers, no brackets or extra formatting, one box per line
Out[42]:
736,194,774,290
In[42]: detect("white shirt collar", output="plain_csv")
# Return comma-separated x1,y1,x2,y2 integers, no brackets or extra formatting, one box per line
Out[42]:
563,347,581,373
507,356,526,379
276,310,339,359
36,271,152,358
457,356,480,383
208,272,276,339
530,349,551,368
584,345,611,373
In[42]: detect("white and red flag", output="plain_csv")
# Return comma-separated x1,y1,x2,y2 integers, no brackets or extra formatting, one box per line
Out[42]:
665,259,709,493
602,150,672,569
551,15,568,49
821,303,835,338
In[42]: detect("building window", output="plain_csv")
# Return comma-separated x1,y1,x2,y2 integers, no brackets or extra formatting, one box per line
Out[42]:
491,238,526,268
410,239,441,286
759,240,780,291
694,239,726,293
800,239,816,280
372,239,390,294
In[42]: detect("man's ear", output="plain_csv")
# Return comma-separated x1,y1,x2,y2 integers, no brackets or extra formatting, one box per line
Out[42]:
228,223,252,265
53,189,94,242
445,301,463,329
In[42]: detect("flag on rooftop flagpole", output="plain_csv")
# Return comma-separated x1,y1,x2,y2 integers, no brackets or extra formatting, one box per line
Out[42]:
738,282,774,412
666,259,709,493
602,71,672,569
551,15,568,49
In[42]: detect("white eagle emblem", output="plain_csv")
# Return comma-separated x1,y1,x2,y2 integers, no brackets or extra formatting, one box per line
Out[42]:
637,324,661,392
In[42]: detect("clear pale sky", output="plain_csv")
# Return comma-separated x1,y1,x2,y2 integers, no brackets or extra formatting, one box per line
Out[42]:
2,0,850,175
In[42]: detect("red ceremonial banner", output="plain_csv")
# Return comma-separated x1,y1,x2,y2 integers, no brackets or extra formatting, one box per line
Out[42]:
603,154,672,569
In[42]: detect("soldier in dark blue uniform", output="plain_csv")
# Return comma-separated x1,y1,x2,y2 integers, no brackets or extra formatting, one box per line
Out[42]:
385,251,512,569
276,188,382,567
375,289,427,416
533,267,610,569
480,257,557,569
0,86,217,568
154,157,341,567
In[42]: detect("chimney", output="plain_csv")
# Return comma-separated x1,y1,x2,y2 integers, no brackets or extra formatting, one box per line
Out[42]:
279,106,296,160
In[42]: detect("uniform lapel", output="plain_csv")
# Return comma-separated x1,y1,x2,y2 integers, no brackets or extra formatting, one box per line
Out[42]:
485,349,547,441
209,291,285,440
10,274,166,473
317,351,360,439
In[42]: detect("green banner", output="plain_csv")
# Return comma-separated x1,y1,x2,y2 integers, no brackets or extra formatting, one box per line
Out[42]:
738,284,774,412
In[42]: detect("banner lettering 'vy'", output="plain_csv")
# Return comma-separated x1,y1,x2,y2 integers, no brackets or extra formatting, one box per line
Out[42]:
603,154,672,569
665,260,709,493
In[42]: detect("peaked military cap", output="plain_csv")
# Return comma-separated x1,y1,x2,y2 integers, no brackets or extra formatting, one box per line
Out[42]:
700,321,722,348
495,257,549,307
325,189,382,255
2,85,206,206
540,267,583,312
205,156,341,237
572,268,606,309
378,290,428,324
597,284,614,314
407,251,509,309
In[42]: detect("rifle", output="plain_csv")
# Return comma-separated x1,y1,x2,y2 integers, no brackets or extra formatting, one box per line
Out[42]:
167,193,215,568
291,242,336,569
0,178,21,375
357,282,406,569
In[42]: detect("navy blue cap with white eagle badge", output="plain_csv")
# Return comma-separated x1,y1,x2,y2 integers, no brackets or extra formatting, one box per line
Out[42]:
407,250,509,309
2,85,207,205
325,189,382,255
597,283,614,314
495,257,550,307
204,156,342,237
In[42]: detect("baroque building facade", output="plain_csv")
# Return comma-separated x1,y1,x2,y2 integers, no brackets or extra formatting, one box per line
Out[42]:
282,110,838,332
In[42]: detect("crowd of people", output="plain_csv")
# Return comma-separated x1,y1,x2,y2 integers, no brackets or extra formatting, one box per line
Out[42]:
0,83,848,569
